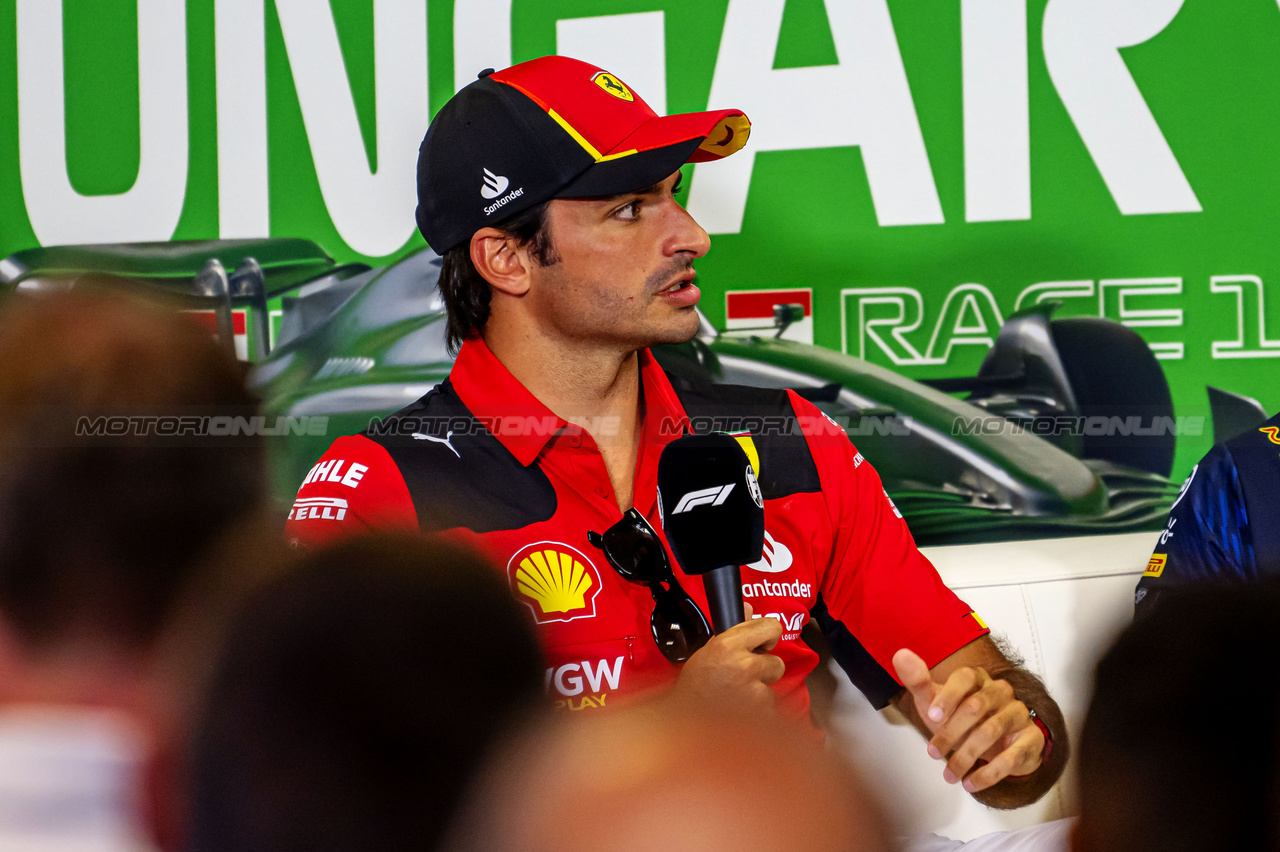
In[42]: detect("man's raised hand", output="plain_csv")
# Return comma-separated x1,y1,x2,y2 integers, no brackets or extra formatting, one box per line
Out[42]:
892,648,1045,794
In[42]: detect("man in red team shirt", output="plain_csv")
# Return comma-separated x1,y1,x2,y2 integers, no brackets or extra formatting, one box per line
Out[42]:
287,56,1065,807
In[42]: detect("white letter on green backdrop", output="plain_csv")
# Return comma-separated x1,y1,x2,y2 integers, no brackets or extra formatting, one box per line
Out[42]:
687,0,943,234
454,0,512,92
1043,0,1200,215
275,0,427,257
215,0,269,239
962,0,1030,222
17,0,188,244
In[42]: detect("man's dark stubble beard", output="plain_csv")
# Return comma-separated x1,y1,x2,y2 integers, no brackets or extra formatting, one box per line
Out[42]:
643,257,696,295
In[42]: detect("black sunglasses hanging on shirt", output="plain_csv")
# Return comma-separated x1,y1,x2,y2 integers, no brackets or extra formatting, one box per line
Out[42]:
587,508,712,664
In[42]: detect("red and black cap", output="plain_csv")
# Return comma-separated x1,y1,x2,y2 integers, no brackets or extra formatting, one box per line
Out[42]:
416,55,750,254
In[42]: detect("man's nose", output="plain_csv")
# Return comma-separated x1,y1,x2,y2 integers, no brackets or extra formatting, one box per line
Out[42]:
665,202,712,259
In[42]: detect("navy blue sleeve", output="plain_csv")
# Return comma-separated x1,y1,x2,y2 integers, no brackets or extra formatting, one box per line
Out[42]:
1135,443,1255,614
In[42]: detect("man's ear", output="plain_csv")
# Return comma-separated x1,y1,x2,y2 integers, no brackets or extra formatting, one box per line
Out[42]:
471,228,530,297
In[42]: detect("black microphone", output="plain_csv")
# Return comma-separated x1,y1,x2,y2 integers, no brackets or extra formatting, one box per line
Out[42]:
656,433,765,634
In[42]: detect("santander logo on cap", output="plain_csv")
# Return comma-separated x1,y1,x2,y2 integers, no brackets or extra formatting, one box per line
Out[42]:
480,167,510,199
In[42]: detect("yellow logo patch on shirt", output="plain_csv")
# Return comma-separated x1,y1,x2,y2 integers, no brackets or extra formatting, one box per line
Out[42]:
508,542,603,624
728,431,761,480
1144,554,1167,577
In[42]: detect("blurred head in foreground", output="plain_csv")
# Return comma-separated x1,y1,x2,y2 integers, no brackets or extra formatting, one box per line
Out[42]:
187,534,545,852
0,291,265,664
445,701,897,852
0,291,268,849
1075,582,1280,852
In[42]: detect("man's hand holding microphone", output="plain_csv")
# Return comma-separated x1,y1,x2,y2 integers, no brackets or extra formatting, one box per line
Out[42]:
656,433,784,712
675,601,784,711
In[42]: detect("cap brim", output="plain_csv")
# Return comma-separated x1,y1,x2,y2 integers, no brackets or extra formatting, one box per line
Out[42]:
617,110,750,163
556,138,700,198
555,110,750,198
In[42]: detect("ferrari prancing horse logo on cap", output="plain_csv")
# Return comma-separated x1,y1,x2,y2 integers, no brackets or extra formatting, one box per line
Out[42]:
591,71,634,102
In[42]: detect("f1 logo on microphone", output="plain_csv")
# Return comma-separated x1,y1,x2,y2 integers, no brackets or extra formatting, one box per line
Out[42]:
671,484,735,514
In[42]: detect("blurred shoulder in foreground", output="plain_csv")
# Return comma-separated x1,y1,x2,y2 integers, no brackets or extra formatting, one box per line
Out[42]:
188,533,545,852
444,698,899,852
1078,580,1280,852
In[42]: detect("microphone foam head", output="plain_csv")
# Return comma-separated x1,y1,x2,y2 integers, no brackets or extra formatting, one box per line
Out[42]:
656,433,765,575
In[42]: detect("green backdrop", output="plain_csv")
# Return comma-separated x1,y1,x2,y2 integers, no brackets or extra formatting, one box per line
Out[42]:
4,0,1279,480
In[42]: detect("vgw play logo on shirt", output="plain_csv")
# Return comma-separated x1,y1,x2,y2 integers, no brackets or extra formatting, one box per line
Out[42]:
508,542,603,624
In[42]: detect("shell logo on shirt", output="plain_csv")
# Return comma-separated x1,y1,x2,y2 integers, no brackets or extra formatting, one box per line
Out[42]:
508,542,603,624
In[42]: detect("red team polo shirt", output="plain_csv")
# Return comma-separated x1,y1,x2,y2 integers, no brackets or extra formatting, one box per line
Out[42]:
285,338,987,719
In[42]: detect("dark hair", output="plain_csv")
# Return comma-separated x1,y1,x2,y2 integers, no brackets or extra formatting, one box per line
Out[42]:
1077,581,1280,852
437,200,558,354
0,292,265,650
188,534,545,852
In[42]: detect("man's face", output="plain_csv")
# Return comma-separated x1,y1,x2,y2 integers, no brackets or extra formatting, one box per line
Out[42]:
524,171,711,350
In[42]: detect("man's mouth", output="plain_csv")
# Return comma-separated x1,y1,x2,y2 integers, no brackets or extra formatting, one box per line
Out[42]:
661,271,696,293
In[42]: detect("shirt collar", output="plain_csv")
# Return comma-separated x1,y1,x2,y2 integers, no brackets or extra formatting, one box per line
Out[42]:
449,336,562,466
448,337,692,467
632,348,693,515
636,347,692,443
